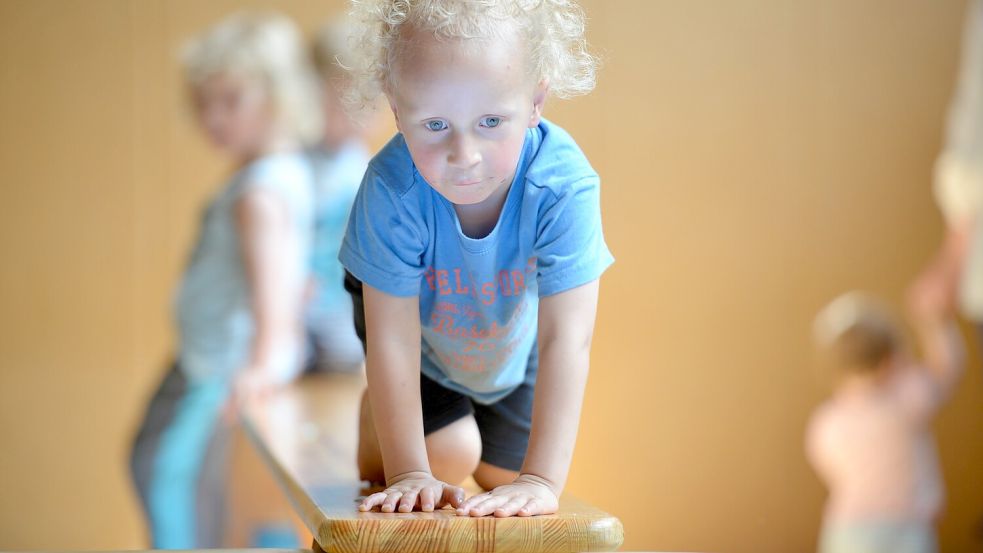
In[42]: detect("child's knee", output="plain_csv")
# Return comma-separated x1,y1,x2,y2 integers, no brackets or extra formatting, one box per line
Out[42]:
472,461,518,491
425,416,482,485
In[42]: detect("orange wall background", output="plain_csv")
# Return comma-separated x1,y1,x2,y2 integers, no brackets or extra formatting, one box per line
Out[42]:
1,1,981,552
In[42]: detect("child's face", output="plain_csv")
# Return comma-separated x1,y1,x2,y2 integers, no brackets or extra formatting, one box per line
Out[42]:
192,72,276,158
386,28,547,206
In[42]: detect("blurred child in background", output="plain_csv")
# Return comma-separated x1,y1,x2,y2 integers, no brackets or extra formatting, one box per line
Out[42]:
303,20,373,374
129,12,321,548
806,288,965,553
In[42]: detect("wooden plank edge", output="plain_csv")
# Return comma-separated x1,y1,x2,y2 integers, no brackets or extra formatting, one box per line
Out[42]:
241,413,337,543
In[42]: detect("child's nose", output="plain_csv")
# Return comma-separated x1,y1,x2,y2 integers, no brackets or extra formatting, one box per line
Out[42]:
447,133,481,168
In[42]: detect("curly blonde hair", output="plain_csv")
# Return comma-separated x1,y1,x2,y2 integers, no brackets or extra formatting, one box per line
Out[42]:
182,11,323,145
312,19,352,81
343,0,597,110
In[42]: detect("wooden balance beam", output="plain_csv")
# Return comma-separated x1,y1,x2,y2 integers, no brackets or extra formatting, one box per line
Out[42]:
241,372,624,553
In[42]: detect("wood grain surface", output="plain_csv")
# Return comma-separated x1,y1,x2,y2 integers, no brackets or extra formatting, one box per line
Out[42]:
242,373,624,553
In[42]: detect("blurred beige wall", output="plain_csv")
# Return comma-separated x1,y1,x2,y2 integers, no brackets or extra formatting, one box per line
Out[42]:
1,1,981,552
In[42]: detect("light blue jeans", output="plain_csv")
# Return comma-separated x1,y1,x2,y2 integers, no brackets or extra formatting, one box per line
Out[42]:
820,521,937,553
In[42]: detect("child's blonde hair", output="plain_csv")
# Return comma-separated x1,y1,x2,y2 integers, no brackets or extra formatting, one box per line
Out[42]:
182,11,323,145
813,292,903,372
312,19,352,82
343,0,598,110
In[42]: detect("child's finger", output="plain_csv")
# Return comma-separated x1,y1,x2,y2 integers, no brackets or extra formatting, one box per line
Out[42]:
466,494,508,517
454,492,486,514
221,393,241,425
516,498,539,517
381,491,403,513
441,485,465,509
358,492,387,512
419,487,436,512
493,497,528,518
397,490,419,513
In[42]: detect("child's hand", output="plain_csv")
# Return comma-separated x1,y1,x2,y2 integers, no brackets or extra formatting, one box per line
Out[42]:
456,474,559,518
224,365,282,422
358,471,465,513
907,263,953,325
236,365,281,400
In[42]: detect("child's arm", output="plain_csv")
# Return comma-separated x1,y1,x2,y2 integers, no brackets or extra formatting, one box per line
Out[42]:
232,188,304,406
914,216,975,314
908,262,967,399
804,408,833,488
356,284,466,513
457,279,600,518
909,314,965,401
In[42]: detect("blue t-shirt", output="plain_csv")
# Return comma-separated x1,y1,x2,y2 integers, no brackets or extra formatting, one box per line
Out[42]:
339,119,613,404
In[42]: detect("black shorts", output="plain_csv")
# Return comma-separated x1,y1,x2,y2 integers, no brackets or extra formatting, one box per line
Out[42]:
344,270,536,472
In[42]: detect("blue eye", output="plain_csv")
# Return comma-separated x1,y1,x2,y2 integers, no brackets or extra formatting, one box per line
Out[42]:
426,120,447,132
481,116,501,128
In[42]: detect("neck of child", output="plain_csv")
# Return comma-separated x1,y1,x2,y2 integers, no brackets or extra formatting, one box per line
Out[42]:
839,359,897,394
453,174,514,239
320,134,350,155
237,132,301,167
321,122,359,153
320,136,341,153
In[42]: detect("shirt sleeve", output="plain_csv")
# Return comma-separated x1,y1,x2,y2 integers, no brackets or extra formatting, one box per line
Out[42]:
534,175,614,296
237,157,314,222
339,167,427,297
934,0,983,226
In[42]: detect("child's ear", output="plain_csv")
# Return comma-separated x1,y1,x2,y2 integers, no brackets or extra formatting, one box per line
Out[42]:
529,79,549,127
